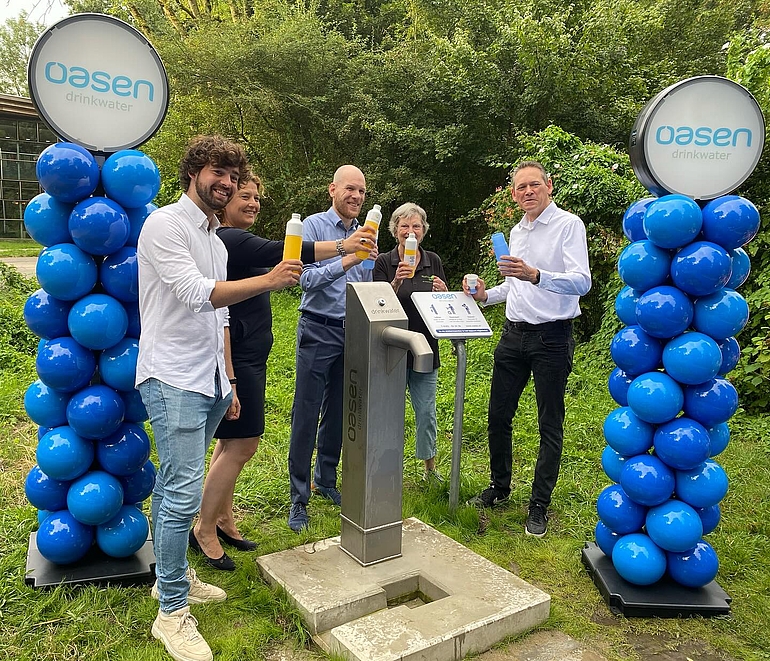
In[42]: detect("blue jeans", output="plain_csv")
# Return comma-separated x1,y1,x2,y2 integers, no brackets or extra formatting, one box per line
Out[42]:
487,321,574,508
406,368,438,461
139,377,232,613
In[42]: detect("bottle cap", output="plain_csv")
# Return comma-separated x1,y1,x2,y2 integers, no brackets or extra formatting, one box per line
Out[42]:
291,213,301,220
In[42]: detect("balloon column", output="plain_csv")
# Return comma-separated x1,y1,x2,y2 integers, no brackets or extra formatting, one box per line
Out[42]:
23,143,160,565
597,193,758,588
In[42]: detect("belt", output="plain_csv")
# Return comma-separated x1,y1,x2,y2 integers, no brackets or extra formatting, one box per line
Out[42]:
302,311,345,328
506,319,572,332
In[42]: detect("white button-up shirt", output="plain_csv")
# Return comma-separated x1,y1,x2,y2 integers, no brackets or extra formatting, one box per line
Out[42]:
135,193,231,397
485,201,591,323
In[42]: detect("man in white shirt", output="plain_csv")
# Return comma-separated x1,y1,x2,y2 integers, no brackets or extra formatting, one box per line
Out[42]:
136,135,300,661
464,161,591,538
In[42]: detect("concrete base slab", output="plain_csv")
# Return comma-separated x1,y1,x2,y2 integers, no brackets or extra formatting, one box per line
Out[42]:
257,517,550,661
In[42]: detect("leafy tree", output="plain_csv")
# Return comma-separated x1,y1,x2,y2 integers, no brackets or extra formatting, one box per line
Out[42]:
0,13,44,96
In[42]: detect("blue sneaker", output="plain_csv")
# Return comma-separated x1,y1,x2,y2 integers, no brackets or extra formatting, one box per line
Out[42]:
313,484,342,505
288,503,308,532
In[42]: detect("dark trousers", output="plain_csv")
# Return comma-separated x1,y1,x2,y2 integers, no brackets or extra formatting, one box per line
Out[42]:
487,320,575,508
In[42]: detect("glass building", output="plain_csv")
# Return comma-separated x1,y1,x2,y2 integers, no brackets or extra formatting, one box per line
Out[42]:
0,94,58,238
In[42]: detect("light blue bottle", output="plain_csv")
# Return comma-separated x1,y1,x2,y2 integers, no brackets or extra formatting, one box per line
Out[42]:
491,232,510,261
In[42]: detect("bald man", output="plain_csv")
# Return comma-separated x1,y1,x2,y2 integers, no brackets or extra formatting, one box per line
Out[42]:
286,165,376,531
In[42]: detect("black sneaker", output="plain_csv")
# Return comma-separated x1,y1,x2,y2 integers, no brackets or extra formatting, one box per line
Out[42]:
525,504,548,537
469,486,509,508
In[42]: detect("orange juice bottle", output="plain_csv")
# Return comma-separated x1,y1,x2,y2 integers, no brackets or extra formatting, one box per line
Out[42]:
356,204,382,266
404,232,418,277
282,213,303,261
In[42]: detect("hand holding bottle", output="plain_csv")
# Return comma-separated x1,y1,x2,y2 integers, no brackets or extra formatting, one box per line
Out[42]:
267,259,302,290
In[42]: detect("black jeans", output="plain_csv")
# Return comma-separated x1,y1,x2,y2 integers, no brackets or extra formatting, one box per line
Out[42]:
487,319,575,508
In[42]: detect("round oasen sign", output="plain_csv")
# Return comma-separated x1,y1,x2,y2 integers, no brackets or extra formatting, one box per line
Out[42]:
28,13,169,154
629,76,764,201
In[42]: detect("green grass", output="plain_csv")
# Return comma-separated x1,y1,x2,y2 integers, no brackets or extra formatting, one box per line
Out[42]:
1,275,769,661
0,239,41,257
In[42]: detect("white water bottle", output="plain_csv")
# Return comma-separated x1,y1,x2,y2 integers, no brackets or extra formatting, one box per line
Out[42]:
282,213,303,261
404,232,418,278
359,204,382,270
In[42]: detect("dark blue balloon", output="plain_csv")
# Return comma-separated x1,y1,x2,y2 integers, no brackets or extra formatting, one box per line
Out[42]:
610,326,662,376
670,241,732,297
36,510,94,565
35,336,96,392
596,484,647,534
96,505,150,558
662,332,722,385
615,286,642,327
125,203,157,247
643,194,702,249
24,289,72,340
24,465,71,511
692,289,749,340
603,407,654,456
622,198,654,242
99,337,139,392
601,445,628,483
595,520,621,556
635,285,693,339
645,499,703,553
123,301,141,339
100,246,138,302
23,193,73,246
68,196,130,256
36,243,97,301
36,425,94,481
683,378,739,427
653,417,711,471
36,142,99,204
608,367,633,406
716,337,740,375
68,293,128,351
667,540,719,588
675,459,729,508
121,387,148,423
38,426,53,441
119,459,156,504
727,247,751,289
701,195,760,250
101,150,161,209
620,454,675,506
695,504,721,535
66,384,125,440
67,470,124,526
24,379,70,428
96,422,151,476
612,533,667,586
627,372,683,424
707,422,730,457
617,241,672,291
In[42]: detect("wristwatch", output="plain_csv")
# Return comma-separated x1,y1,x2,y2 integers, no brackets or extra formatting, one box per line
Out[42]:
335,238,346,257
229,377,238,385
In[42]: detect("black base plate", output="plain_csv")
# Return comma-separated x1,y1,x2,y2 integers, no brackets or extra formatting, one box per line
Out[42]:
582,542,731,617
25,532,156,589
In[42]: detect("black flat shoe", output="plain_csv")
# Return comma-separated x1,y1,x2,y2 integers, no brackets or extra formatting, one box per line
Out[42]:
188,529,236,571
216,525,258,552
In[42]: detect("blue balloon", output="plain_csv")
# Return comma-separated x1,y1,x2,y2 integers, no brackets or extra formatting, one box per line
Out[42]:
121,387,148,423
601,445,628,483
676,459,729,508
38,426,53,441
68,196,130,256
125,203,157,247
662,332,722,385
701,195,760,250
36,243,97,301
727,247,751,289
35,336,96,392
23,289,72,340
23,193,73,246
36,142,99,203
670,241,732,297
620,454,675,506
96,505,150,558
626,372,683,424
667,540,719,588
692,289,749,340
622,198,654,242
612,533,667,586
643,194,703,249
37,509,53,525
119,459,156,504
24,465,71,511
96,422,151,476
36,510,94,565
596,484,647,534
617,240,672,291
603,407,654,456
683,378,739,427
123,301,141,338
67,470,124,526
716,337,740,375
100,246,138,302
68,293,128,351
635,285,693,339
99,337,139,392
608,367,633,406
595,520,621,557
653,417,711,471
695,504,721,535
66,384,125,440
24,379,70,428
610,326,662,376
615,286,642,327
36,425,94,481
101,150,161,209
707,422,730,457
645,499,703,553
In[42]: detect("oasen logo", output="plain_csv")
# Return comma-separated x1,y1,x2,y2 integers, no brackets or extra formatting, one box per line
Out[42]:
44,61,156,101
654,125,753,148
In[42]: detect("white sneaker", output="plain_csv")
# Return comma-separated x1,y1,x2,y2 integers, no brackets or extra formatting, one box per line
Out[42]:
151,606,213,661
151,567,227,604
